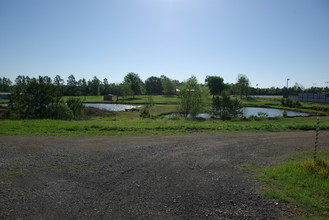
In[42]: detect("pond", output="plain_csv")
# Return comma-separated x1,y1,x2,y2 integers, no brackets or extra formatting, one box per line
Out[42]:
0,103,310,117
166,107,310,118
243,107,309,117
84,103,141,111
0,103,141,112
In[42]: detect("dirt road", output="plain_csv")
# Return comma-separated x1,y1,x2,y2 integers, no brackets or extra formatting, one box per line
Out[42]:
1,131,329,219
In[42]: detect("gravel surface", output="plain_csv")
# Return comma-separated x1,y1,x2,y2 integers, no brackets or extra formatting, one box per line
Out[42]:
1,131,329,219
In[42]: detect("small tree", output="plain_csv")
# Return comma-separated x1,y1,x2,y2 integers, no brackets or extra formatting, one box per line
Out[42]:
178,76,205,118
212,92,243,120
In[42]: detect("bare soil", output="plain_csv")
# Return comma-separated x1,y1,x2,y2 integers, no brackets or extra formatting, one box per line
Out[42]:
1,131,329,219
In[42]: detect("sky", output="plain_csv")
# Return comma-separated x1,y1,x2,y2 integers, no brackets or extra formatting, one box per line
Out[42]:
0,0,328,88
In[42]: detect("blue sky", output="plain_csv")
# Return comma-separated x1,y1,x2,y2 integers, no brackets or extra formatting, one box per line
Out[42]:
0,0,328,88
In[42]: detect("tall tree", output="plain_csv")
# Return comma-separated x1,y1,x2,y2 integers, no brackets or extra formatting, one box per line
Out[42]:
15,75,30,91
90,76,101,96
123,72,143,98
78,78,88,96
53,75,64,95
102,78,110,95
66,74,78,96
236,74,250,99
205,75,225,98
145,76,163,95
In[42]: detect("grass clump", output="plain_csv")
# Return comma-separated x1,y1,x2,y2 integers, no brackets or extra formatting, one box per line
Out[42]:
302,159,329,178
259,157,329,218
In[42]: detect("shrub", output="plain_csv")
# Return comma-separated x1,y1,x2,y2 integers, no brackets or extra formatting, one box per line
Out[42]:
257,112,269,118
139,105,151,118
66,97,85,120
49,101,74,120
212,92,243,120
281,98,302,108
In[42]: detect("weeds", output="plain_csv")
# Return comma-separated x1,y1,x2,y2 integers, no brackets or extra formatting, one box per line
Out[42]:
302,159,329,178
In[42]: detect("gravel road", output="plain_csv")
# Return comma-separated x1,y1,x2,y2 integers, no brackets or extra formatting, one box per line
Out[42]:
1,131,329,219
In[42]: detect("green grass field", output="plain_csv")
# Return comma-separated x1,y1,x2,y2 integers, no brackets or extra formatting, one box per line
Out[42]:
0,116,328,136
258,150,329,219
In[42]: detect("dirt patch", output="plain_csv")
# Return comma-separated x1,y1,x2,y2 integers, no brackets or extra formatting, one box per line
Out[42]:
1,131,329,219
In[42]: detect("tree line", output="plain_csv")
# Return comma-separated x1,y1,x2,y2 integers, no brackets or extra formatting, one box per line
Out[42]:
1,73,327,97
3,72,328,120
1,73,178,99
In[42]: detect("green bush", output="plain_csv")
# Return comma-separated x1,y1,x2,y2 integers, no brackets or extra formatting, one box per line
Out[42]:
67,97,85,120
212,92,243,120
281,98,302,107
139,105,151,118
49,101,74,120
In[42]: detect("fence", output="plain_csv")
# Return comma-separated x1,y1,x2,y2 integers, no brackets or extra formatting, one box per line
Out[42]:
289,93,329,104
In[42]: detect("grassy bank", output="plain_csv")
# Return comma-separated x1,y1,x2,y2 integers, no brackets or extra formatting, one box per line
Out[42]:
258,150,329,219
0,116,328,136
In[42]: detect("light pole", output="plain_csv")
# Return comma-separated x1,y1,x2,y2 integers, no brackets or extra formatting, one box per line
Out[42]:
326,81,329,88
285,78,290,98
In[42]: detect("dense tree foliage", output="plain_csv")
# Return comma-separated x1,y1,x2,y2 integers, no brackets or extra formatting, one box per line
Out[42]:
0,77,12,92
2,73,328,100
161,75,177,95
9,76,60,118
66,74,78,96
123,72,143,97
145,76,163,95
205,75,225,97
102,78,110,95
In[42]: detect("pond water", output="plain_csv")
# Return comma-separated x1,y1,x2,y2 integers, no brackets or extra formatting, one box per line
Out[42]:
84,103,141,111
0,103,310,117
0,103,141,112
242,107,309,117
166,107,310,118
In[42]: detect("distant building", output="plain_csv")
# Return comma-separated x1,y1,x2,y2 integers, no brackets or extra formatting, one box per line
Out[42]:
104,94,114,101
0,93,10,99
